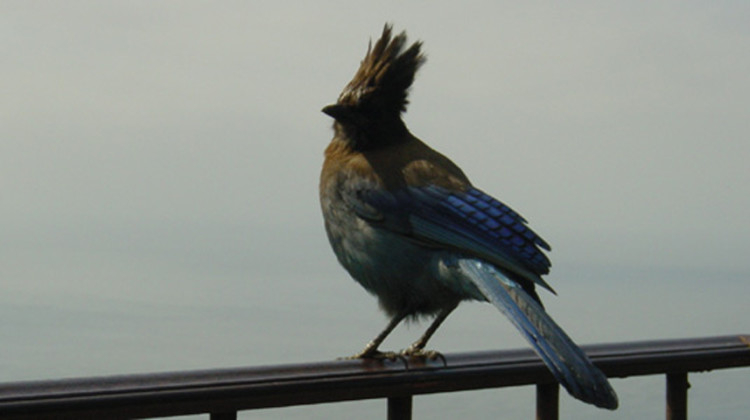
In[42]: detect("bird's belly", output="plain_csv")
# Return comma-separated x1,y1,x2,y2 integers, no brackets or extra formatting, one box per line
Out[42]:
324,213,459,316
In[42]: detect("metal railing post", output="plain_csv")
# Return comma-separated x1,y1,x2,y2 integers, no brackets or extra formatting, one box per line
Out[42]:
536,383,559,420
388,396,413,420
666,372,689,420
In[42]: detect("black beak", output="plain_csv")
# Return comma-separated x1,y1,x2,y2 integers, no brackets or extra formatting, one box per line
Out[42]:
322,104,353,122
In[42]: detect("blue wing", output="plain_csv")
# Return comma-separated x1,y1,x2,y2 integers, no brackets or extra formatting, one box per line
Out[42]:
357,185,555,293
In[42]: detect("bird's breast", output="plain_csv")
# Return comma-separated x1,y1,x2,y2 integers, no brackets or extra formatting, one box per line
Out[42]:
319,165,462,316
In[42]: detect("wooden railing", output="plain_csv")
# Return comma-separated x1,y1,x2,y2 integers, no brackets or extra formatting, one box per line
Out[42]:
1,335,748,419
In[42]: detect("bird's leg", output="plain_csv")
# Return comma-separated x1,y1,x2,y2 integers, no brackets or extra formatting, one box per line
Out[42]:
401,303,458,359
345,310,409,359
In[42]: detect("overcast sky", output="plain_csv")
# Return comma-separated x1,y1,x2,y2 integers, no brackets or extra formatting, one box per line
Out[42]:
3,2,749,295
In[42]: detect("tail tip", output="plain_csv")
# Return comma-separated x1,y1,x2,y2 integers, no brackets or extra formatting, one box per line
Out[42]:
583,383,619,410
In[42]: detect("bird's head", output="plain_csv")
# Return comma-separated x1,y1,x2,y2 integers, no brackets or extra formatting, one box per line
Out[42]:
323,24,425,150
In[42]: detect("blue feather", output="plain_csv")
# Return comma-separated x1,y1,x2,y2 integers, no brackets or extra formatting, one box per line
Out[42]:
359,185,556,293
454,257,618,409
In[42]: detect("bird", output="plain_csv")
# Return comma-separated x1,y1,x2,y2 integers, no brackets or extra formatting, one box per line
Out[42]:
319,23,618,410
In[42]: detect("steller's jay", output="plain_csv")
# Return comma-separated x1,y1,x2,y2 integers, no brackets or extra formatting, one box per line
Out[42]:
319,24,617,409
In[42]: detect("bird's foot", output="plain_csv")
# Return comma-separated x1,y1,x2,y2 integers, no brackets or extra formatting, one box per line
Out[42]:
400,346,447,364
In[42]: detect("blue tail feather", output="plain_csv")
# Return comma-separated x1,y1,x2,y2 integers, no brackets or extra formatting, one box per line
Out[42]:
456,258,618,409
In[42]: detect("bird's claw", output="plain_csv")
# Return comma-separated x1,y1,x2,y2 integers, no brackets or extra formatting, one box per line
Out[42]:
400,347,447,365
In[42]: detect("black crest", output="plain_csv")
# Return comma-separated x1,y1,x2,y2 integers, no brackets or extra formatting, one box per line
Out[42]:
336,24,425,114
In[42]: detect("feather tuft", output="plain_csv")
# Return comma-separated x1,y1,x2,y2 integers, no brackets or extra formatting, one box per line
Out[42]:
336,24,425,115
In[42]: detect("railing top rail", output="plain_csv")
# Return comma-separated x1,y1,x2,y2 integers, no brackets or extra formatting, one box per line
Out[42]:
1,334,748,419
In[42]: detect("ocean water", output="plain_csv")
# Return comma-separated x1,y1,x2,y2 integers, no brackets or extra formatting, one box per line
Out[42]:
2,228,748,419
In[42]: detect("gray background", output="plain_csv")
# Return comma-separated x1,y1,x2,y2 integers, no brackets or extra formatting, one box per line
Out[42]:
3,2,749,419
